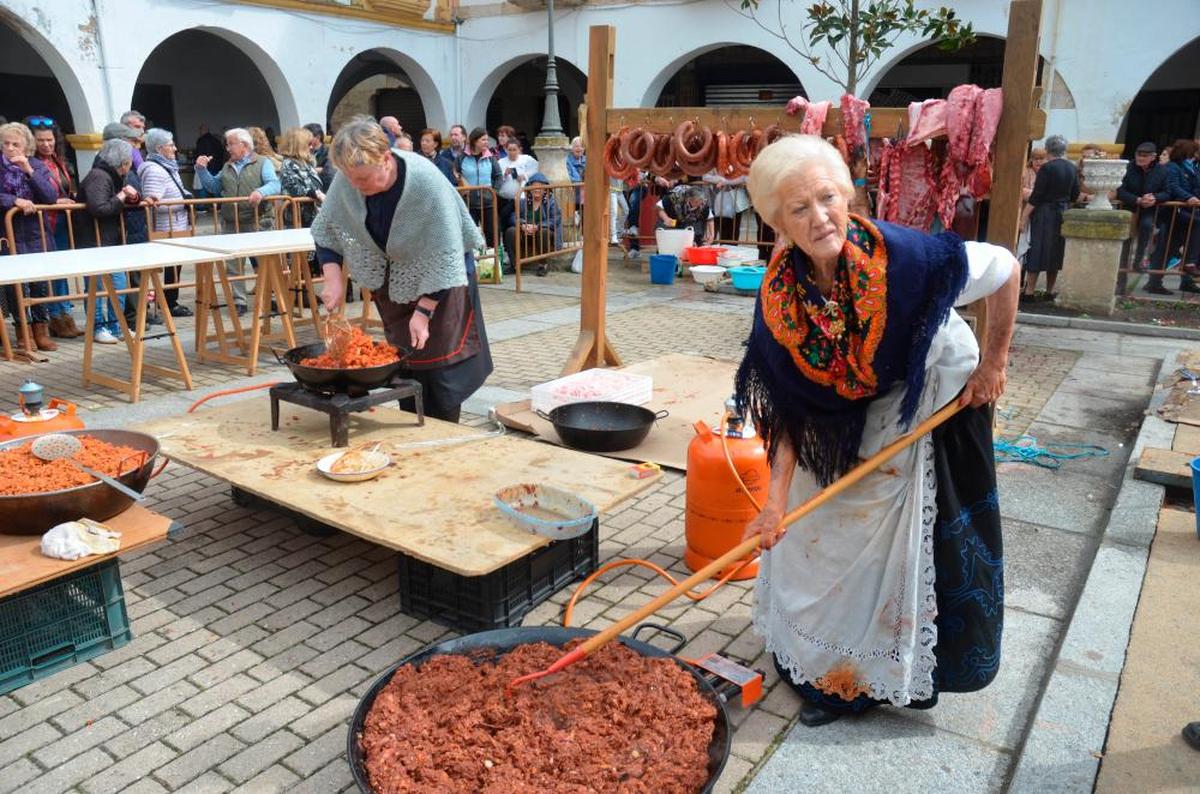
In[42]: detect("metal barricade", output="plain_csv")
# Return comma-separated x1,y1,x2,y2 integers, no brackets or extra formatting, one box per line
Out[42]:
2,194,288,355
509,181,583,292
1117,201,1198,298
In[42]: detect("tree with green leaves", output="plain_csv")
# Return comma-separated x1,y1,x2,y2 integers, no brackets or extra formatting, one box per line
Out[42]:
731,0,976,96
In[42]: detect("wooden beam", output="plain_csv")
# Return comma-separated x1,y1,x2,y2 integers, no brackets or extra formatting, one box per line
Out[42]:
605,105,1046,141
988,0,1044,256
980,0,1044,346
566,25,622,374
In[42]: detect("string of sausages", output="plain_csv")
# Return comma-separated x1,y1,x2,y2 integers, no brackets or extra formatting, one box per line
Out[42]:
603,121,787,181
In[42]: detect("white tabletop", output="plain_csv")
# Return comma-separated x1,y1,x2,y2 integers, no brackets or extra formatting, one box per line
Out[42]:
156,228,315,258
0,242,225,287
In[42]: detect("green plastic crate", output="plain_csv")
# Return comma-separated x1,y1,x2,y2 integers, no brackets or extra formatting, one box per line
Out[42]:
0,558,132,695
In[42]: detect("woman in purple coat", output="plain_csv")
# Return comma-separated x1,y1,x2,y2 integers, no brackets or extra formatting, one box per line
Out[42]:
1,121,59,351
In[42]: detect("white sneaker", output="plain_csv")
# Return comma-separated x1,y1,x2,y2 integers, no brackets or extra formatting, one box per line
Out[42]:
629,249,641,260
626,225,639,237
94,329,118,344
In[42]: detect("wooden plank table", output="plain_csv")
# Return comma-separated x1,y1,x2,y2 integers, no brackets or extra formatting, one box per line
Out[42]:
132,398,660,577
0,242,218,400
157,230,308,375
0,504,178,599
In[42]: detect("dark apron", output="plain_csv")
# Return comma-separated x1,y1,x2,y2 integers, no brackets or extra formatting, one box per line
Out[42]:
371,254,493,420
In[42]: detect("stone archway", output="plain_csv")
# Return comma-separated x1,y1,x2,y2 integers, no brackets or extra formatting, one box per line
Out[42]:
649,44,805,108
131,27,299,146
1118,36,1200,156
485,57,587,143
326,48,446,136
0,10,94,134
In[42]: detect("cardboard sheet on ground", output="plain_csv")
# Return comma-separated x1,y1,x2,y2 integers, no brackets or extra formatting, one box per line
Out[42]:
496,353,741,471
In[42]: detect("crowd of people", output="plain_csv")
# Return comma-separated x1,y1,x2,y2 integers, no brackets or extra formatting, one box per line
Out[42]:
1018,135,1200,301
0,111,592,352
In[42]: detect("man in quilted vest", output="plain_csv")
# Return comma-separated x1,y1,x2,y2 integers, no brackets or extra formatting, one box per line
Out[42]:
195,127,281,313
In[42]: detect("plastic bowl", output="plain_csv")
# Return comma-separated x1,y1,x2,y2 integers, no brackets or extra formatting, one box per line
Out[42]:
729,265,767,291
494,483,597,541
317,450,391,482
683,246,726,265
689,265,725,286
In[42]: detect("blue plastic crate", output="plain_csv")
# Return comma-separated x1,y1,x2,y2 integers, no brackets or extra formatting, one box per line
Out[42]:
0,558,132,695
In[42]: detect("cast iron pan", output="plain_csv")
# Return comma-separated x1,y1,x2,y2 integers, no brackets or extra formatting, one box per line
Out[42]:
273,342,412,395
536,401,669,452
347,624,731,793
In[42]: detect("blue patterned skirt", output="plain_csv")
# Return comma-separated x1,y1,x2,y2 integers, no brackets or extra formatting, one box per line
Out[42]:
779,404,1004,713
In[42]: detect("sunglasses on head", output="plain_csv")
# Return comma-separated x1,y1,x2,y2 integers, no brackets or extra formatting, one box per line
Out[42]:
27,117,55,129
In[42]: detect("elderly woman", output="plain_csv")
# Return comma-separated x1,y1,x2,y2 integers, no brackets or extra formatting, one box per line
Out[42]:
311,118,492,423
276,127,325,228
139,128,194,317
736,135,1018,727
658,185,715,246
78,138,140,344
1,121,59,351
1020,135,1079,302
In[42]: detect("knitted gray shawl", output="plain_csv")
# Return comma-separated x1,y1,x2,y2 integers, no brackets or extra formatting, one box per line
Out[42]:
311,150,484,304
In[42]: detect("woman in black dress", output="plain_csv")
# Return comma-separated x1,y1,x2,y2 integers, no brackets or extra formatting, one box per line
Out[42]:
311,118,492,423
1021,135,1079,302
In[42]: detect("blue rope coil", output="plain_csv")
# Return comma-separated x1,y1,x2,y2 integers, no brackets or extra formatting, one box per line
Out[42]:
993,435,1110,470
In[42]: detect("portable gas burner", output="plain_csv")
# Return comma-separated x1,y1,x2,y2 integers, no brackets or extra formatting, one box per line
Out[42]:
269,377,424,447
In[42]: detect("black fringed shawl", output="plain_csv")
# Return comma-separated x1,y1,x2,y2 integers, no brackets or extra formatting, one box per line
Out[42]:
735,216,969,486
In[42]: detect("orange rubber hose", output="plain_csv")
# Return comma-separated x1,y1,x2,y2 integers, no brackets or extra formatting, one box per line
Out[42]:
563,410,762,629
187,382,279,413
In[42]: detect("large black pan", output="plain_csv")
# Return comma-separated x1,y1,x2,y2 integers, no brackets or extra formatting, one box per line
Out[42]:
0,429,160,535
347,624,731,794
536,401,669,452
273,342,411,395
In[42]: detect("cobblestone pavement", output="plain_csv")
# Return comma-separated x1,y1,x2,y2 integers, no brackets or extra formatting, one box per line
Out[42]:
0,255,1102,793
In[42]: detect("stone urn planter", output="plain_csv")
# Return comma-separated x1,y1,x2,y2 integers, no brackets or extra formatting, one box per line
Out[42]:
1081,158,1128,211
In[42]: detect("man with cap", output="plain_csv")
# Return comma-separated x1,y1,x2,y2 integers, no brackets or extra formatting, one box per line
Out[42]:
1119,141,1190,294
503,172,562,277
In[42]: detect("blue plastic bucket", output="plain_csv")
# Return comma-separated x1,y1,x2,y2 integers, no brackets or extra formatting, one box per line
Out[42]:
1191,456,1200,537
649,254,678,285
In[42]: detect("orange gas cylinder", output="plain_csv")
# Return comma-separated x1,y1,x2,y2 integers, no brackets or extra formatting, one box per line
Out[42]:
0,381,85,442
684,408,770,580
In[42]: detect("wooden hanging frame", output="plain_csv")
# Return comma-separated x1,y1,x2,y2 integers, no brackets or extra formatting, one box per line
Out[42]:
567,0,1046,374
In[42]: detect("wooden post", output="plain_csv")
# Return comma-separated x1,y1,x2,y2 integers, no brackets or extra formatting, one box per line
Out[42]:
564,25,622,374
981,0,1045,341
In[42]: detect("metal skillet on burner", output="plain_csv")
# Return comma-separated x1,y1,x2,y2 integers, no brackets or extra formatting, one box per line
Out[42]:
272,342,415,396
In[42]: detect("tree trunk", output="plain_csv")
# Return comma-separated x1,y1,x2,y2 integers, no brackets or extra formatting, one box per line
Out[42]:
846,0,860,95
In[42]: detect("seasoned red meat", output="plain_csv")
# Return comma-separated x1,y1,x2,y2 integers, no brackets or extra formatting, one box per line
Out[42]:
360,641,718,794
840,94,870,154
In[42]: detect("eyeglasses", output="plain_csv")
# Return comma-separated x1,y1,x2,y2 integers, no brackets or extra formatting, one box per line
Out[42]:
27,117,55,129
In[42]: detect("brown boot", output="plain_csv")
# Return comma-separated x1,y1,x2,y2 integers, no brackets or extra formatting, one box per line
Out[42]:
48,315,71,338
32,322,58,352
60,314,84,338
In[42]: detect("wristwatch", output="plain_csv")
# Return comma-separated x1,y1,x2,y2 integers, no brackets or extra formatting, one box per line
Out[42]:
414,304,434,319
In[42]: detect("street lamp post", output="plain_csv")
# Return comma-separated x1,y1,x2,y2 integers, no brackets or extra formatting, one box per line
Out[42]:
540,0,563,137
533,0,570,182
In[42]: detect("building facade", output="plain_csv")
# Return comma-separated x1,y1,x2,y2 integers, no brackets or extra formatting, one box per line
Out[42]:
0,0,1195,169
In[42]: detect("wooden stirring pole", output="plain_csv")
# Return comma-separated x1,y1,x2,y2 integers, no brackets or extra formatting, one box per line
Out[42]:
508,400,965,690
